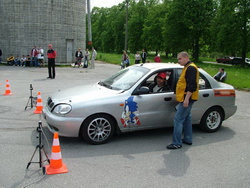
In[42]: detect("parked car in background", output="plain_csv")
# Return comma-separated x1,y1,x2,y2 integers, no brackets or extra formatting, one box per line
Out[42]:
43,63,237,145
216,56,233,64
245,58,250,66
231,57,244,65
216,56,250,65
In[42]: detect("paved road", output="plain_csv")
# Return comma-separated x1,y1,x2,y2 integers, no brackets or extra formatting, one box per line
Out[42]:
0,63,249,188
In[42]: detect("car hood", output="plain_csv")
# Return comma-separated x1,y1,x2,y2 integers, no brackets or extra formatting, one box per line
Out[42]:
50,83,123,104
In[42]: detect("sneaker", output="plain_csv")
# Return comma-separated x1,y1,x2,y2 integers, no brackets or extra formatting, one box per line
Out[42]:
182,140,192,145
166,144,182,149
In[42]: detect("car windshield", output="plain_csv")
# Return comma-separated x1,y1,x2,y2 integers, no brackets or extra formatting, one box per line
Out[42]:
99,66,149,90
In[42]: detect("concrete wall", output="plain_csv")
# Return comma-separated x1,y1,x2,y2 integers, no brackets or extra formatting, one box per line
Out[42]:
0,0,86,63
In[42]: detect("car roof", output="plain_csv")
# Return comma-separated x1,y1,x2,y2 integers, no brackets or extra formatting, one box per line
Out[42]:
134,62,182,71
133,62,210,74
133,62,212,74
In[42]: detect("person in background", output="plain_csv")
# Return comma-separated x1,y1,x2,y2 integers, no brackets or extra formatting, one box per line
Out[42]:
121,50,129,69
13,55,21,66
37,46,44,67
167,52,199,150
141,49,147,63
74,48,83,68
90,47,97,69
214,68,227,82
83,48,90,68
47,44,57,79
134,51,141,64
20,55,27,67
30,46,38,67
7,54,14,65
26,55,31,66
154,54,161,63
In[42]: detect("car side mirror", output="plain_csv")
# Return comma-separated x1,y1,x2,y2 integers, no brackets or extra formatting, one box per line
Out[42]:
133,86,150,95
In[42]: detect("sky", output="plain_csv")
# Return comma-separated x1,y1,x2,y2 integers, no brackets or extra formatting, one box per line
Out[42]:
90,0,125,9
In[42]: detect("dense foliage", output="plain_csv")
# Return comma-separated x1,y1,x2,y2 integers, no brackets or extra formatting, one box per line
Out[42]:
89,0,250,63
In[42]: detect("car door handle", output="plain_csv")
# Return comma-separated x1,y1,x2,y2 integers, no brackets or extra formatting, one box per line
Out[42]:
164,97,172,101
203,94,209,97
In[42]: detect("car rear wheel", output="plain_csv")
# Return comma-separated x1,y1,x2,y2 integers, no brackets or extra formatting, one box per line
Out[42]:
200,107,223,132
81,114,115,145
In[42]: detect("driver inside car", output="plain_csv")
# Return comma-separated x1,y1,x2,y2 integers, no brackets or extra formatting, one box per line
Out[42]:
149,72,170,92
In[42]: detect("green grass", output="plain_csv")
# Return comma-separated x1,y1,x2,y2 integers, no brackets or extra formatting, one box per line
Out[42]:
97,52,250,91
197,63,250,91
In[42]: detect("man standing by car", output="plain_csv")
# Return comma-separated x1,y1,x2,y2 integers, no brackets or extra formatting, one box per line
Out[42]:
167,52,199,149
47,44,57,79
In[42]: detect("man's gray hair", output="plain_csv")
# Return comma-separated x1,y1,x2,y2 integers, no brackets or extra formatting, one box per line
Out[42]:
178,51,189,57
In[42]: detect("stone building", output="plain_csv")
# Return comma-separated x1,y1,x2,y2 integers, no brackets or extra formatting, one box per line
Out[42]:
0,0,86,63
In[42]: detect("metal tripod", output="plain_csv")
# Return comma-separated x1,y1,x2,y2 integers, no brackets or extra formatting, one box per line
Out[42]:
25,84,36,110
26,121,50,174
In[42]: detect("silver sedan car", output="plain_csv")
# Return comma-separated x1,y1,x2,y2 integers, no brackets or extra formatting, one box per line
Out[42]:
43,63,237,144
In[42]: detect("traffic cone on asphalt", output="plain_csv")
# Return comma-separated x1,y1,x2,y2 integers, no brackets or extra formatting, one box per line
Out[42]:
45,132,68,175
3,80,13,95
34,92,43,114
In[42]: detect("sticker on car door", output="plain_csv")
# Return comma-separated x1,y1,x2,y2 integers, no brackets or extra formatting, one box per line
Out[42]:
120,96,141,127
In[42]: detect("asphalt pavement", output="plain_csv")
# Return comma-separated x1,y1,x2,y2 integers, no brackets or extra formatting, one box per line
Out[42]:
0,62,250,188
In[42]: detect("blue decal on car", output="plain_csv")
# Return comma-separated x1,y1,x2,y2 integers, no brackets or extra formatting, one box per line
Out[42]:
121,96,140,127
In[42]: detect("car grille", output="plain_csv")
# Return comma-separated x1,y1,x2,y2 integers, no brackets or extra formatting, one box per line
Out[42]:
47,97,55,111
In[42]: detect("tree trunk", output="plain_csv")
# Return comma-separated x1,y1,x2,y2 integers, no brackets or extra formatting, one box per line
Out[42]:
165,51,168,58
193,38,199,61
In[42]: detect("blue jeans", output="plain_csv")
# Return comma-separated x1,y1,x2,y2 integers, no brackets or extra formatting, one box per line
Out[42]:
172,101,194,145
31,57,38,67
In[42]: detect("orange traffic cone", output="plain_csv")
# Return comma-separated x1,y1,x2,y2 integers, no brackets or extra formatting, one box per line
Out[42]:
3,80,13,95
34,92,43,114
45,132,68,175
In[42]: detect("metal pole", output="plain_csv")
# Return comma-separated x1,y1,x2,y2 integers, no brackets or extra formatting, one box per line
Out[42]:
87,0,92,46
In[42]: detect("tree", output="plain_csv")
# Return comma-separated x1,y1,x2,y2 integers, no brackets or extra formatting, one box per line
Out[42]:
163,0,215,60
142,3,166,55
91,7,109,49
128,0,150,53
91,5,127,53
213,0,250,65
90,0,250,62
102,6,126,52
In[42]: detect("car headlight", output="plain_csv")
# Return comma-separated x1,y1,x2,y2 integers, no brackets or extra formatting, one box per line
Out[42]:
53,104,72,115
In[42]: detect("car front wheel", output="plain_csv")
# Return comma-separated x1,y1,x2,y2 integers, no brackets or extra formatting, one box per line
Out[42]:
81,114,115,145
200,107,223,132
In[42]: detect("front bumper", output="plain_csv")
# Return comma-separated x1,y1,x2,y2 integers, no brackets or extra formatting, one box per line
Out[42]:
42,106,83,137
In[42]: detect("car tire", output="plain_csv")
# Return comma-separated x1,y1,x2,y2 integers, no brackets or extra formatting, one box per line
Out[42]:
200,107,223,133
81,114,115,145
